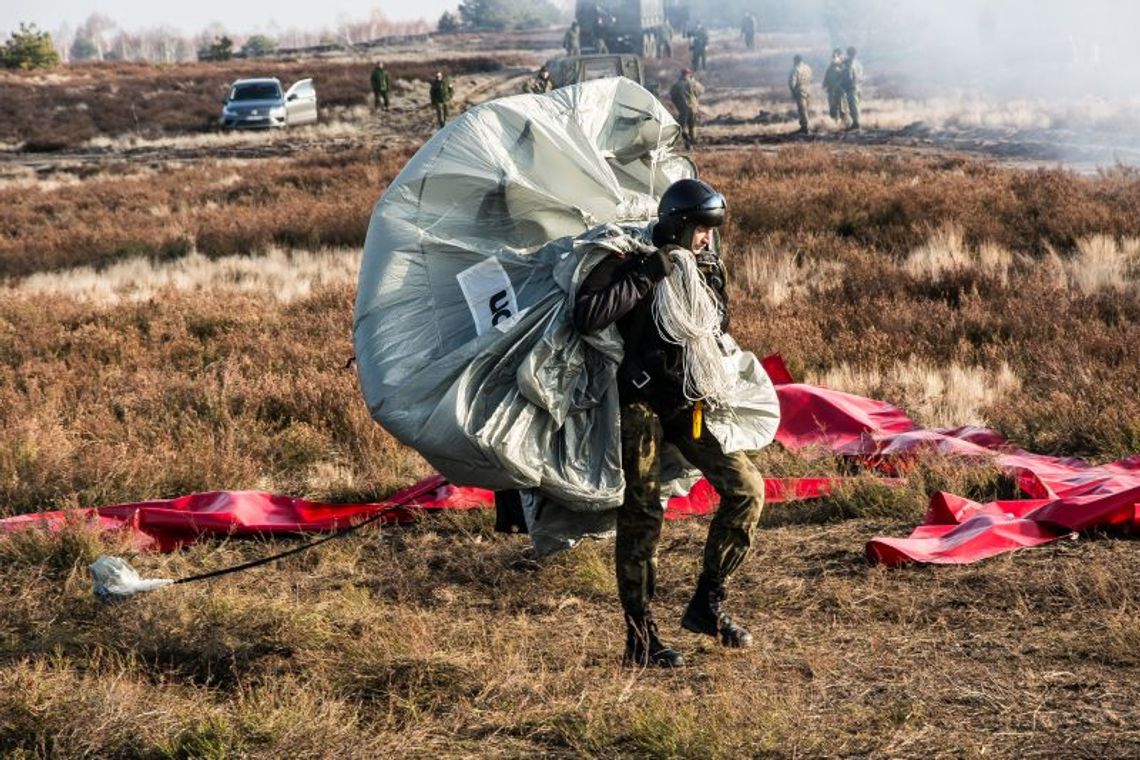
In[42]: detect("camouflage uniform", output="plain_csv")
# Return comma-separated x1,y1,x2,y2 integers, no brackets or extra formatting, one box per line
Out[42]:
741,13,756,51
690,25,709,71
523,71,553,94
592,11,613,54
370,65,390,110
574,241,765,629
429,75,453,128
669,74,703,149
564,23,581,55
616,401,765,620
789,58,812,132
656,20,674,58
842,54,863,129
822,56,849,123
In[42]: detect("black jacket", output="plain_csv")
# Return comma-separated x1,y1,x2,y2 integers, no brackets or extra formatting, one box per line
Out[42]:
573,245,729,417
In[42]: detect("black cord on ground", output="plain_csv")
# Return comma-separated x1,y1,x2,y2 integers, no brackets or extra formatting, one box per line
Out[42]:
173,511,388,586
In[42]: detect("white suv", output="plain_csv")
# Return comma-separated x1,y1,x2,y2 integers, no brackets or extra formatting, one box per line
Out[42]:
220,77,318,129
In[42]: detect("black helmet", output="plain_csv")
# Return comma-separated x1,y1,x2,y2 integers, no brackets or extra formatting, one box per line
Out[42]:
652,178,726,247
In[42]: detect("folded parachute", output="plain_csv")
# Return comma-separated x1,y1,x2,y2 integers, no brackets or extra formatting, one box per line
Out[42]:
353,78,779,545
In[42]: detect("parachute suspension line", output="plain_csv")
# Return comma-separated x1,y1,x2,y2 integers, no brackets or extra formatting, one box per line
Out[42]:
651,249,733,405
89,510,391,602
648,113,665,199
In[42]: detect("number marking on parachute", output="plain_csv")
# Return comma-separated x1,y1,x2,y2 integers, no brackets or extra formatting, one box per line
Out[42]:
456,258,519,336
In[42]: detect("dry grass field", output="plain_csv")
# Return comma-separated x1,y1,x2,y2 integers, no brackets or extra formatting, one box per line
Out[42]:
0,56,508,150
2,34,1140,758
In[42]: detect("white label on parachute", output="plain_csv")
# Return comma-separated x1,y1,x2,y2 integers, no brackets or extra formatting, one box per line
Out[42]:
456,259,519,336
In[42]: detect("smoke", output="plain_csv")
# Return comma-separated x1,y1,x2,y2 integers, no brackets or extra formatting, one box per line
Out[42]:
826,0,1140,101
683,0,1140,164
691,0,1139,97
818,0,1140,164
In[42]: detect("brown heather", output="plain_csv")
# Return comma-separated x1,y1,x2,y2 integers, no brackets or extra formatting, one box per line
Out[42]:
2,141,1140,753
0,147,412,277
0,56,506,149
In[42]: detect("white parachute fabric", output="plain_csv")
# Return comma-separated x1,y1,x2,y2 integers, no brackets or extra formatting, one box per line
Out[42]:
90,555,173,601
355,78,691,507
353,77,780,523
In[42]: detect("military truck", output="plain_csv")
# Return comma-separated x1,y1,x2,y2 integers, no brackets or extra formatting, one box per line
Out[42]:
543,53,645,89
664,0,690,36
576,0,665,56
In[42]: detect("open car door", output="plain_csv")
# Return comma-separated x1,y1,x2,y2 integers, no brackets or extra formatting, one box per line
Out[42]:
284,79,318,125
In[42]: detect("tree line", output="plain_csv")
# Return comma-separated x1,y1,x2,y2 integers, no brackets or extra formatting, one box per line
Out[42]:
2,10,430,68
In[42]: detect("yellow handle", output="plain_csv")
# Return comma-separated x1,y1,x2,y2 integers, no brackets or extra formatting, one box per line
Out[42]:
692,399,703,440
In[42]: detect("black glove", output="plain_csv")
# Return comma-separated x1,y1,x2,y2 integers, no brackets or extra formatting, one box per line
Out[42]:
696,252,726,293
696,251,730,332
640,246,677,282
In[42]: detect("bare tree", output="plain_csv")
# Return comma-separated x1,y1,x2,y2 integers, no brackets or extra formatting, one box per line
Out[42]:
194,21,229,53
107,29,142,60
367,8,391,40
76,13,116,60
54,22,74,63
142,25,183,62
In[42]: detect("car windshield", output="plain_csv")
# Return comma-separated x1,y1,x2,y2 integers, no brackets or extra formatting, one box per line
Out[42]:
229,82,281,102
582,59,621,80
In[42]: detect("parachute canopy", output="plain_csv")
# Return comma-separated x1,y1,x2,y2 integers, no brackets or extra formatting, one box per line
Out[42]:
353,78,778,517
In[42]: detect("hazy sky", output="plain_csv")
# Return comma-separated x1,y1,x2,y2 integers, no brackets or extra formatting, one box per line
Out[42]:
3,1,456,36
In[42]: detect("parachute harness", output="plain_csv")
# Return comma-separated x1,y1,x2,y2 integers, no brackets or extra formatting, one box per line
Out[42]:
651,248,734,411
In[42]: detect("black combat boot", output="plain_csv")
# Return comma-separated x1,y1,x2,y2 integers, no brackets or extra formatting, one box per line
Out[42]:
681,574,754,648
623,611,685,668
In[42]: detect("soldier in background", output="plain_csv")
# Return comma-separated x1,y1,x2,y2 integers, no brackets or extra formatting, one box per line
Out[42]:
429,71,453,128
690,23,709,71
593,12,611,54
564,20,581,56
822,48,849,125
842,46,863,131
523,66,553,94
656,18,674,58
669,68,704,149
370,62,390,111
741,12,756,51
788,54,812,134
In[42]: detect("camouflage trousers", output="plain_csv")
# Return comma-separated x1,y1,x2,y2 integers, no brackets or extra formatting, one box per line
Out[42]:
616,401,766,619
827,88,848,122
433,102,449,128
677,107,698,148
843,87,861,127
793,91,811,131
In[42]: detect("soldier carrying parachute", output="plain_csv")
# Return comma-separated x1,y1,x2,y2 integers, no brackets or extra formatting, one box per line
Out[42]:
353,78,779,667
